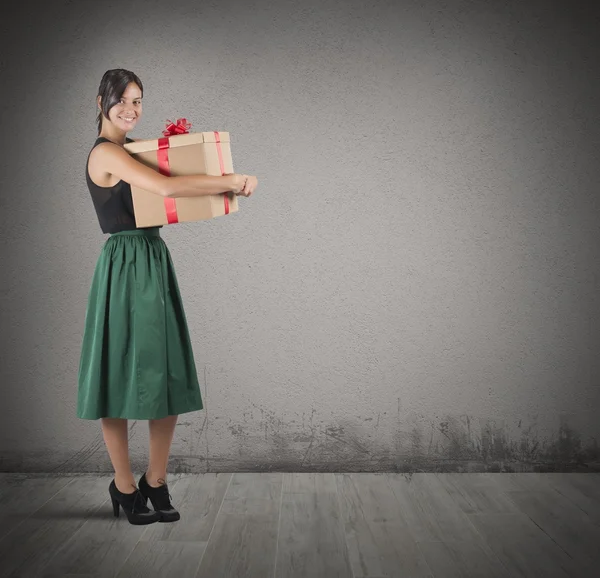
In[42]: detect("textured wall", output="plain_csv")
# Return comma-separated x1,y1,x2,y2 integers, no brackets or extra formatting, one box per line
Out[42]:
1,0,599,473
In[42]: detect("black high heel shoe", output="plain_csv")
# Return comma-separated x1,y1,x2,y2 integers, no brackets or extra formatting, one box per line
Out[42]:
138,473,181,522
109,479,161,525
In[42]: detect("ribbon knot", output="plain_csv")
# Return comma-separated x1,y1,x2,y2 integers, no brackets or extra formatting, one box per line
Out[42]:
162,118,192,136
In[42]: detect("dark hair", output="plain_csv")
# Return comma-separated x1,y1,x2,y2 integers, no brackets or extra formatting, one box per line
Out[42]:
96,69,144,134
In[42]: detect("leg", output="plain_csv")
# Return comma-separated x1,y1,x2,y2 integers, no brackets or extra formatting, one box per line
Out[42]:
101,417,137,493
146,414,178,487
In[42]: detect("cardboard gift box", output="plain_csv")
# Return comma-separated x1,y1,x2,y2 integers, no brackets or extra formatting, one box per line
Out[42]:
123,120,239,227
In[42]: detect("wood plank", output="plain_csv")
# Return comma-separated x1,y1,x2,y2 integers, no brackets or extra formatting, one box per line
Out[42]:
336,473,431,577
40,484,152,577
0,474,74,541
282,471,338,495
554,473,600,499
195,473,281,578
385,473,490,545
542,473,600,524
0,475,113,577
226,472,282,501
140,473,231,542
276,473,352,578
195,510,278,578
468,512,588,577
544,473,600,499
116,541,206,578
488,473,554,492
417,540,511,578
1,472,597,577
435,473,519,514
218,472,282,517
505,488,600,570
43,575,95,577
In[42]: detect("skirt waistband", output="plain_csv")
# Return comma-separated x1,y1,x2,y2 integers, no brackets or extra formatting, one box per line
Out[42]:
110,227,161,238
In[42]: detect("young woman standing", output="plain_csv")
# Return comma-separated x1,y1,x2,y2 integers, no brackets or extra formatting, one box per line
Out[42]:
77,69,258,525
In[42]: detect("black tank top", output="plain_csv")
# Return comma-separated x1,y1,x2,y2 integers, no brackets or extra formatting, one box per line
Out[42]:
85,136,160,233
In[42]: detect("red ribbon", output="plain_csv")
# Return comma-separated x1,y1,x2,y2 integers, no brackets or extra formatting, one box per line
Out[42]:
157,120,229,223
162,118,191,136
214,131,229,215
157,136,179,223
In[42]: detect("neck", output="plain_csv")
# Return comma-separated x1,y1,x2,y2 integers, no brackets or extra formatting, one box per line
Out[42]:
99,127,127,146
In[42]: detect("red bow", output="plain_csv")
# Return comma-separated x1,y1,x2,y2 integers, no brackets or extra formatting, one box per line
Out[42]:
162,118,192,136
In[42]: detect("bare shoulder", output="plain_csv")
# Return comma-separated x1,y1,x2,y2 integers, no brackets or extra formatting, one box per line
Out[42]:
91,140,128,160
88,140,130,178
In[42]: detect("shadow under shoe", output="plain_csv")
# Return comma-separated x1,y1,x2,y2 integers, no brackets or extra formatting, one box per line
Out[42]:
138,473,181,523
109,479,161,525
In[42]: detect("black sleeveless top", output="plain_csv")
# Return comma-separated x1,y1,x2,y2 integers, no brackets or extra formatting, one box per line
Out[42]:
86,136,156,234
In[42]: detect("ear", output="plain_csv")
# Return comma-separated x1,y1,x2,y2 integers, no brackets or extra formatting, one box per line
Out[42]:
97,95,101,110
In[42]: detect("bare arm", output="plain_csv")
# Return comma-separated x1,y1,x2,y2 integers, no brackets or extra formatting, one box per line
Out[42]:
92,141,244,198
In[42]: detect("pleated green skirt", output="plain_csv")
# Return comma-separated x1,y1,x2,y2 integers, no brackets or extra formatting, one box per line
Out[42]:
77,227,203,420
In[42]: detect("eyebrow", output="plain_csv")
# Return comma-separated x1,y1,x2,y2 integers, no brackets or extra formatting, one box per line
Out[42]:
120,96,143,100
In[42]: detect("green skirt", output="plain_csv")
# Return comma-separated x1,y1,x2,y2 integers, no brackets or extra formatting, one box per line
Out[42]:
77,228,203,420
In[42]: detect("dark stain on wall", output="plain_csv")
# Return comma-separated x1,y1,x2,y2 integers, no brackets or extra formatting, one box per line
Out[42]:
2,411,598,473
212,411,600,474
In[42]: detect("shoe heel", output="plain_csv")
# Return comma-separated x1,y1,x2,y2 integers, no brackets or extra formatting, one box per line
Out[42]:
108,479,160,525
111,495,120,518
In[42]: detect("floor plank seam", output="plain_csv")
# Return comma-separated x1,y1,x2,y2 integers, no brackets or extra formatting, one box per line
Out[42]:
272,472,285,578
548,482,597,524
192,472,233,577
413,540,435,578
523,512,575,561
387,474,438,578
2,473,599,578
41,487,115,576
0,476,78,547
334,474,356,578
434,474,514,578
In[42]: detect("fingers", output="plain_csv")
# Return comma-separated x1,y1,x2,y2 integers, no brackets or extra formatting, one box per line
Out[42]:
247,176,257,195
240,176,251,196
242,175,251,196
236,175,258,197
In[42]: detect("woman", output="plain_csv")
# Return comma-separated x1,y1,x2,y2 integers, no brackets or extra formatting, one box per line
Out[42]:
77,69,258,525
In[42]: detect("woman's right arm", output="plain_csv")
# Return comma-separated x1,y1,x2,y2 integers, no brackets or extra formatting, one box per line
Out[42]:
92,141,246,198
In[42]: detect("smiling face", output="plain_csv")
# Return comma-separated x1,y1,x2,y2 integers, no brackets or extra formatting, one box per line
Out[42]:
98,81,143,135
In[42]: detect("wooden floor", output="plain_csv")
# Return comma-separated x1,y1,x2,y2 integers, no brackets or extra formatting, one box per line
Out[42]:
0,472,599,578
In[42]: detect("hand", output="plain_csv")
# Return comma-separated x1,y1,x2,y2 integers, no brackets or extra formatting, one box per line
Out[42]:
237,175,258,197
224,173,248,194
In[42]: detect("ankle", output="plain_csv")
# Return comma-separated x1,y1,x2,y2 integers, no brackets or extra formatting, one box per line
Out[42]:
115,475,137,494
145,471,167,487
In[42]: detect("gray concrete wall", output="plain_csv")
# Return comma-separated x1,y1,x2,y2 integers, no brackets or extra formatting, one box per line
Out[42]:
1,0,598,473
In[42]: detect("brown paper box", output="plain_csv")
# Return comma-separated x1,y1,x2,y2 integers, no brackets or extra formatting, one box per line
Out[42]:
123,131,239,227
